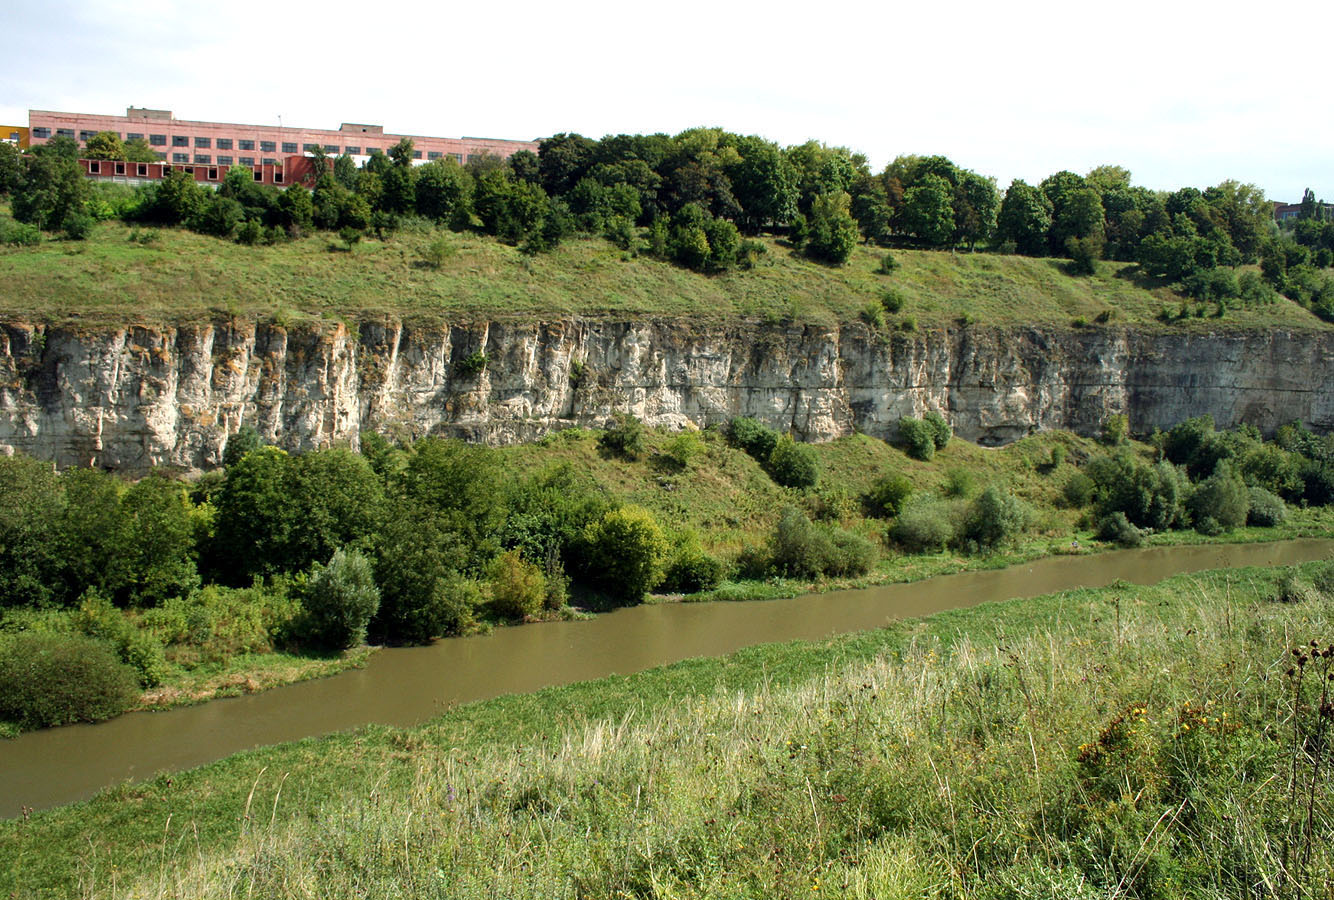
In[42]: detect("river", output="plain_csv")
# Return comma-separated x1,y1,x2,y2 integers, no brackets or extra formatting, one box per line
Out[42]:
2,538,1331,816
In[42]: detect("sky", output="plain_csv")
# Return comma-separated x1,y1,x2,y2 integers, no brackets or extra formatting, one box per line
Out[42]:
3,0,1330,202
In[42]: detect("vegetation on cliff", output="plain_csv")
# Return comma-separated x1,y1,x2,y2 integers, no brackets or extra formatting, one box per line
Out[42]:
4,560,1334,897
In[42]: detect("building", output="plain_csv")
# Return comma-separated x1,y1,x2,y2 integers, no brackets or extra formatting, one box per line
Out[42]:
2,125,28,148
27,107,537,169
1274,200,1334,222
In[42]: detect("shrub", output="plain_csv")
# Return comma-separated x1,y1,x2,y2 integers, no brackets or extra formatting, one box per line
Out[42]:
768,507,874,579
0,633,139,728
3,220,42,246
860,301,887,330
598,413,646,461
960,485,1032,553
660,546,726,594
1188,461,1250,534
580,506,668,604
767,436,819,489
727,417,779,461
1313,561,1334,596
880,287,905,313
297,549,381,650
73,590,167,687
1096,511,1144,547
486,550,546,620
420,234,455,269
878,251,900,273
943,467,977,498
864,471,913,518
1275,571,1319,604
898,416,936,461
923,411,952,450
661,430,705,471
62,211,95,240
1245,486,1287,527
1100,413,1130,446
1049,445,1068,469
454,351,488,379
890,497,957,553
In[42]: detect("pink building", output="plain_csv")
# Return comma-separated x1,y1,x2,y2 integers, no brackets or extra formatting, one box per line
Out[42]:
28,107,538,168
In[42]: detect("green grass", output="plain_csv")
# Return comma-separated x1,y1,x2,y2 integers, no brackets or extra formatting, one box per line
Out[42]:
4,559,1334,897
1,211,1328,332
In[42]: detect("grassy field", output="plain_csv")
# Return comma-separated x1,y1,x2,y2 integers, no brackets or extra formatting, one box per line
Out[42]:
1,210,1329,332
3,559,1333,898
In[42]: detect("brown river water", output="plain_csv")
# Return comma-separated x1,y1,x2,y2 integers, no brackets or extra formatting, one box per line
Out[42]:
3,538,1332,816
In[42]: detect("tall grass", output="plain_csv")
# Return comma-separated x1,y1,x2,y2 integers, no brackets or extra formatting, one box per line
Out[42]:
9,561,1332,898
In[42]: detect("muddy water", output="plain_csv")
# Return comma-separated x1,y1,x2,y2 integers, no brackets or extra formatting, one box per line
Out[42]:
3,538,1331,816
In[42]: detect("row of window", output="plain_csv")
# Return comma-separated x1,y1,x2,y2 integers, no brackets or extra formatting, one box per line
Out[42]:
86,160,287,183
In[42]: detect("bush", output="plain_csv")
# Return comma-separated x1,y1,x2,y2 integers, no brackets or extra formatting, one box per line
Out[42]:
598,413,646,461
880,287,905,313
727,417,779,461
878,251,900,273
454,351,488,379
1275,571,1319,604
660,546,726,594
661,430,705,471
580,506,668,604
486,551,546,620
1100,413,1130,446
898,416,936,461
943,467,977,498
923,410,952,450
1,220,42,246
890,497,957,553
420,234,455,269
864,471,913,518
1096,511,1144,547
960,485,1032,553
0,633,139,728
297,549,381,650
62,211,95,240
1245,486,1287,527
768,507,874,579
767,436,819,489
1188,461,1250,534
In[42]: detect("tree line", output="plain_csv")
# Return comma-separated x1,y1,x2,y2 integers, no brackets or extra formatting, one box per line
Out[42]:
1,130,1331,312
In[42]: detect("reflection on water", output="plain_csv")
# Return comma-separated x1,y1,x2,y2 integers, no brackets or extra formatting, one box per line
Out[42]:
2,538,1330,815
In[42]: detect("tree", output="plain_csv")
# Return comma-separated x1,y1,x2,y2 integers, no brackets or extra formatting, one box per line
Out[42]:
305,144,329,186
414,157,474,226
727,135,798,233
117,473,200,607
210,446,295,582
804,191,859,264
1051,186,1105,249
996,180,1052,255
0,142,21,196
122,137,158,163
298,549,380,650
11,141,90,231
538,133,597,196
83,131,126,160
580,505,667,604
767,435,819,488
285,449,385,574
952,171,999,250
900,174,955,247
0,455,66,608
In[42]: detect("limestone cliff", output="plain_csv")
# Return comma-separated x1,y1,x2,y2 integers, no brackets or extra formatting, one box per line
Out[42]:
0,319,1329,472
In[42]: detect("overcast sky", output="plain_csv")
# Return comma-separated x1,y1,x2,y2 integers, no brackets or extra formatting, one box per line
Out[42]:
3,0,1329,202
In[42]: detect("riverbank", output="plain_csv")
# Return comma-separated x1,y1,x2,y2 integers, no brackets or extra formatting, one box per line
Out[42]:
3,555,1332,897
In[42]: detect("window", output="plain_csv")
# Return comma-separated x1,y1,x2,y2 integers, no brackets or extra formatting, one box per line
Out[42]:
260,140,276,152
239,139,254,151
149,133,166,146
114,162,125,175
207,167,218,180
184,166,194,175
273,171,283,184
323,144,338,153
194,154,210,164
344,145,360,155
428,151,442,160
172,135,189,147
452,153,463,164
217,156,233,166
216,138,232,150
466,154,476,164
253,169,263,182
262,157,277,166
126,132,143,141
282,142,297,154
32,127,50,138
363,146,376,155
136,164,148,176
88,161,101,174
154,152,166,161
56,128,74,138
301,143,317,152
79,130,97,141
239,156,255,166
172,152,188,163
413,150,422,159
194,136,211,148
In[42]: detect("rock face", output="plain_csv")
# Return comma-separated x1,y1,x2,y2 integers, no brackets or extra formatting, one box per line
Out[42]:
0,318,1330,472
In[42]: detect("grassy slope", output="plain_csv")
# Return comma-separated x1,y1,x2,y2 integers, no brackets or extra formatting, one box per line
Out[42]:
1,212,1330,332
3,560,1332,897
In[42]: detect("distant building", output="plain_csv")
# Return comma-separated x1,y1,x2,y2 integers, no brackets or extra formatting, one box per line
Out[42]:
1274,201,1334,222
2,125,28,148
27,107,537,168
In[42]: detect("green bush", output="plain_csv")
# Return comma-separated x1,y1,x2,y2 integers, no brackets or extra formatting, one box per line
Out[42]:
486,551,546,620
454,351,488,379
661,431,705,471
580,505,668,604
924,410,952,450
897,417,936,461
660,546,726,594
72,590,167,687
864,471,913,518
943,467,977,498
889,497,957,553
768,507,875,579
597,413,646,461
878,251,900,273
1188,461,1250,534
2,220,42,246
727,417,779,461
1063,472,1096,507
1245,486,1287,527
1096,511,1144,547
880,287,905,313
960,485,1032,553
297,549,381,649
1100,413,1130,446
0,633,139,728
767,436,819,489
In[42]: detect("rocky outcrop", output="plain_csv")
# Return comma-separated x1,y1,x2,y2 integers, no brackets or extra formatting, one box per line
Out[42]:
0,318,1330,472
